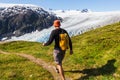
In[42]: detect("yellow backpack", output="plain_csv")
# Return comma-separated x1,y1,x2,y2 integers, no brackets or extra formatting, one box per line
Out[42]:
59,33,69,50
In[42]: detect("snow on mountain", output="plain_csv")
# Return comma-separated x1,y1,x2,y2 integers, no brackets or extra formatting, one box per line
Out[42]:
0,3,46,16
0,3,47,15
8,10,120,42
1,3,120,42
54,10,120,35
0,3,38,8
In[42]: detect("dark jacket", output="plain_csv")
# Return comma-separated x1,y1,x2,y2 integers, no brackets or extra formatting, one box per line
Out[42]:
44,28,72,50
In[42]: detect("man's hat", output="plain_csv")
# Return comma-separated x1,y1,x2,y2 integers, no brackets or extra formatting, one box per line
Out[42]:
53,20,61,27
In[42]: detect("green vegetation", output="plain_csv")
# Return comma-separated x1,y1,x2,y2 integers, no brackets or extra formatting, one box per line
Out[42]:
0,41,53,62
0,22,120,79
0,54,53,80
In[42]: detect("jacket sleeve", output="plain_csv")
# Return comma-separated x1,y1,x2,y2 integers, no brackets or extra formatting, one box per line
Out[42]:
44,30,55,46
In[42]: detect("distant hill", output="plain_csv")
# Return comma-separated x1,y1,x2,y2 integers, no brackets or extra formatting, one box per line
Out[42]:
0,4,61,40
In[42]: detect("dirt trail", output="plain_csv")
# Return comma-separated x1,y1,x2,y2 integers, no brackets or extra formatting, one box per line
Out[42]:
17,53,61,80
0,49,71,80
0,50,10,54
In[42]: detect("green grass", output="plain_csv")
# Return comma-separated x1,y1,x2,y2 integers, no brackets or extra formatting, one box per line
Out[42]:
0,41,54,62
0,22,120,79
0,54,53,80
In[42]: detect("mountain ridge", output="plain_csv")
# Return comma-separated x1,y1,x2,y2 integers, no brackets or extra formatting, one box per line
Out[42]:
0,4,61,40
1,3,120,42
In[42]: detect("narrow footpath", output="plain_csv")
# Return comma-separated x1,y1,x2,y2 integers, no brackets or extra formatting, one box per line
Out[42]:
0,49,71,80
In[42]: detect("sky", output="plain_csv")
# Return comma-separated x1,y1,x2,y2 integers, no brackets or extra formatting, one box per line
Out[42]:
0,0,120,11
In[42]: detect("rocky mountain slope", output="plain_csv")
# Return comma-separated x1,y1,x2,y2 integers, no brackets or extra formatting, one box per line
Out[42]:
0,5,61,40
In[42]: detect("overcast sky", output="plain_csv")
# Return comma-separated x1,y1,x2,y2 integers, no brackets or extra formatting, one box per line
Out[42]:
0,0,120,11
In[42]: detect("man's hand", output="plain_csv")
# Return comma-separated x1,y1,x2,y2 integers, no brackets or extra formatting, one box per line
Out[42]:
42,43,45,46
70,50,73,55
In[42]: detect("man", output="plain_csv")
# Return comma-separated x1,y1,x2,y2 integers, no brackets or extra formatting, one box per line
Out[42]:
43,20,73,80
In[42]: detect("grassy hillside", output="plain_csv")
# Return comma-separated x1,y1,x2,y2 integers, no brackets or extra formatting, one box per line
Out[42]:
0,22,120,80
0,54,53,80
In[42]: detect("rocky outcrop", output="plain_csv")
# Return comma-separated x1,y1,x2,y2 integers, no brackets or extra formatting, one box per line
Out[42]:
0,6,61,40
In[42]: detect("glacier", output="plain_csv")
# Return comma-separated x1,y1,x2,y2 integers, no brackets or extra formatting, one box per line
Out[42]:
9,10,120,42
1,4,120,42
